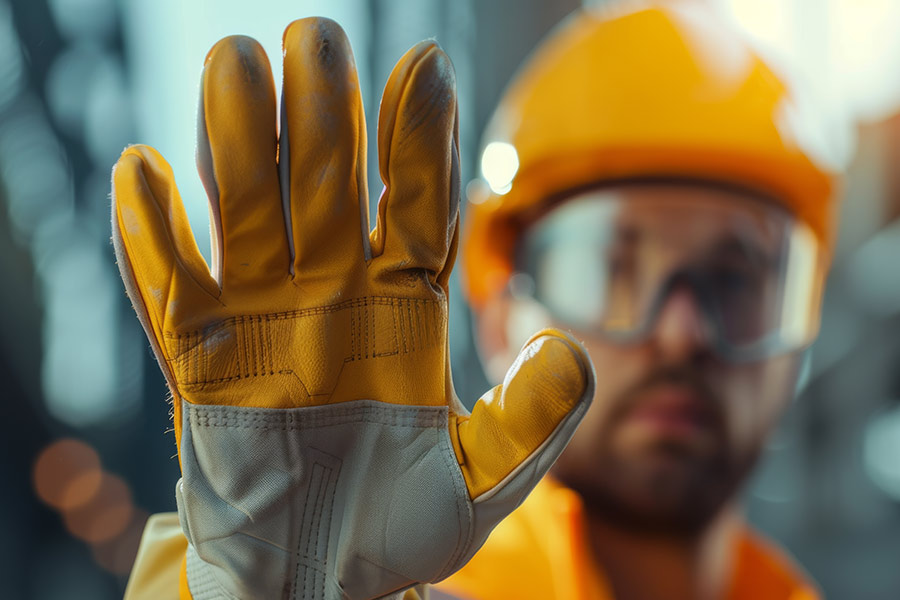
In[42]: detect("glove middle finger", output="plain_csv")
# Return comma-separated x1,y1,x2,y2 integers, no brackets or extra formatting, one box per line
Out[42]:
281,18,370,301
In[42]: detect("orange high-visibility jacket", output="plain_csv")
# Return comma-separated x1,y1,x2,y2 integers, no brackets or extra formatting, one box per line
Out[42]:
435,478,820,600
125,477,819,599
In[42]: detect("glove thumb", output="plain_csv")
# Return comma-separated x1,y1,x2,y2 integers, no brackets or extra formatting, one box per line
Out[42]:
455,329,594,503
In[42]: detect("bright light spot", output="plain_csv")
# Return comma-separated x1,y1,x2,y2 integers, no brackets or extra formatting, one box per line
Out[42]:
728,0,900,123
863,406,900,501
481,141,519,195
830,0,900,121
727,0,791,57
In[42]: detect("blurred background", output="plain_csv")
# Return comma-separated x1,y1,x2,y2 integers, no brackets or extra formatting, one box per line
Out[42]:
2,0,900,597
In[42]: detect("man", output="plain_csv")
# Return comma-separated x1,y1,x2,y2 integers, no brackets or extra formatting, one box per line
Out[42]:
117,2,839,599
438,3,837,599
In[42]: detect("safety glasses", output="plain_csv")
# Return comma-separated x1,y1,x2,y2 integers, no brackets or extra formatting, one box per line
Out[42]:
514,187,827,362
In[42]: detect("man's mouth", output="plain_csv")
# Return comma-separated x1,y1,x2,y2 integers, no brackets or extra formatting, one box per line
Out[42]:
619,384,719,446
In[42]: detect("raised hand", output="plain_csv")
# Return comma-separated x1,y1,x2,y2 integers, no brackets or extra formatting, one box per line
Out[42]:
112,17,593,600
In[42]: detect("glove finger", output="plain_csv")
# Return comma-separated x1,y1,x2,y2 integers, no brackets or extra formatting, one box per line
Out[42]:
198,35,289,294
281,18,369,296
111,145,221,350
370,42,460,296
455,329,595,501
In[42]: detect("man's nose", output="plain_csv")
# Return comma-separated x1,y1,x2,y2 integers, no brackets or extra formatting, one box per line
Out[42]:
651,285,713,361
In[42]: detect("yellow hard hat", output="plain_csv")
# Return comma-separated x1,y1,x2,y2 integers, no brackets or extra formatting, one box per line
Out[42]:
463,2,842,309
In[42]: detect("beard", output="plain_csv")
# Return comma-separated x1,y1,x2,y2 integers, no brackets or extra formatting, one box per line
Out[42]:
569,441,757,536
555,364,760,537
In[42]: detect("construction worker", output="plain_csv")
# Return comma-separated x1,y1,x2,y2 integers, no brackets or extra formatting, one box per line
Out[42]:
436,3,839,599
114,2,840,599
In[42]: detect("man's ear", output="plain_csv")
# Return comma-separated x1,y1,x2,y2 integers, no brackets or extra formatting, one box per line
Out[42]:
472,288,554,385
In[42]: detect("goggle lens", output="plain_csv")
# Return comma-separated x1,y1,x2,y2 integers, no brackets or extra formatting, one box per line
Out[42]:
517,189,824,361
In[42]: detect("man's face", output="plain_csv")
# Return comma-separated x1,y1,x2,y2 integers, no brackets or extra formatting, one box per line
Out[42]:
490,183,813,534
552,305,802,535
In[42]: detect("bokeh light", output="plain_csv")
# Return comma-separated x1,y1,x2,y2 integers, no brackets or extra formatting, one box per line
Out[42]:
33,439,103,511
480,141,518,195
62,473,134,544
32,437,146,579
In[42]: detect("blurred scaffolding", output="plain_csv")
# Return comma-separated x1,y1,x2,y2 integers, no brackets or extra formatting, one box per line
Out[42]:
1,0,900,597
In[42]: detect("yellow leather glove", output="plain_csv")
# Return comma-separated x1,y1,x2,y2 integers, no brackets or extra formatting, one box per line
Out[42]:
112,17,594,600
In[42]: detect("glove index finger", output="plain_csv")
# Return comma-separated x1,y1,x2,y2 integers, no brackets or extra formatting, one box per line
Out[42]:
112,145,221,346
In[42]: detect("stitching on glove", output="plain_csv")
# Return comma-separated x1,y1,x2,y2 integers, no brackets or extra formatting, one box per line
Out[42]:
187,402,448,431
293,454,341,600
390,300,401,358
406,301,414,353
163,297,446,388
351,302,358,361
164,297,441,342
365,302,371,359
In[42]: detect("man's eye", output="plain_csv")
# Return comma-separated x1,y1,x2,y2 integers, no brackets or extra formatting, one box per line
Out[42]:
709,265,759,293
607,249,634,276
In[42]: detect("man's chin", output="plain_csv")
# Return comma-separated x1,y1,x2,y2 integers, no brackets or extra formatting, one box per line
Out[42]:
575,455,734,536
581,486,720,536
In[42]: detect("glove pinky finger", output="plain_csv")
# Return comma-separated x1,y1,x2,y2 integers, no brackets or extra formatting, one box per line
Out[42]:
112,145,220,351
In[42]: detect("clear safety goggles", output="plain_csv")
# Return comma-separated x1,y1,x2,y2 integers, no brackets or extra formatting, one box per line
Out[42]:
514,188,827,363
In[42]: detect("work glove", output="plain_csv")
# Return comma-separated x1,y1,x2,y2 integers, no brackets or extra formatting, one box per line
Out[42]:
112,17,594,600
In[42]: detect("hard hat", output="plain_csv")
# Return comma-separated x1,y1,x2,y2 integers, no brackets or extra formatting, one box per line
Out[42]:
462,2,842,310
